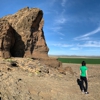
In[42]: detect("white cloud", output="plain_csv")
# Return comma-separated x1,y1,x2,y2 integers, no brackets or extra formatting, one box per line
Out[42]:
59,32,65,36
50,26,62,32
52,43,73,47
50,27,65,36
49,0,57,6
55,17,66,24
61,0,67,7
77,41,100,47
75,37,90,41
82,27,100,37
54,8,67,25
60,37,63,39
74,26,100,40
86,49,100,51
70,47,81,50
49,5,67,37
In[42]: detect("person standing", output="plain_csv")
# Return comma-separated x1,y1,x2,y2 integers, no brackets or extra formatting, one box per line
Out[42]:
80,61,89,94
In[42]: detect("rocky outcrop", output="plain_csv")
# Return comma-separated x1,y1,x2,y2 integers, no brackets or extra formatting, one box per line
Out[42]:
0,7,49,58
0,7,62,69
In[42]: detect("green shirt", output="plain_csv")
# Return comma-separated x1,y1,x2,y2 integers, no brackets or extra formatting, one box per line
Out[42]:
80,66,88,77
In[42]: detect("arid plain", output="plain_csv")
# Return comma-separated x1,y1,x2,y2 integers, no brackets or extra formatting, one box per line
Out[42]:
0,57,100,100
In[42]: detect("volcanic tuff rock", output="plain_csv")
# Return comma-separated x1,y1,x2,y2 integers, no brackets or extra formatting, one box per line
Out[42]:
0,7,49,58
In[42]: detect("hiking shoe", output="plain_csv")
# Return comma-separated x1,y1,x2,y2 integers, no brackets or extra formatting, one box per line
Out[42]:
85,92,89,94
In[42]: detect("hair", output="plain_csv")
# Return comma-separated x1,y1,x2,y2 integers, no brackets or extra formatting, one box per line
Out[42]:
82,61,86,66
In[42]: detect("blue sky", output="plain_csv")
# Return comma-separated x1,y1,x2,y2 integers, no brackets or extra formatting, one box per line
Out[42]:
0,0,100,56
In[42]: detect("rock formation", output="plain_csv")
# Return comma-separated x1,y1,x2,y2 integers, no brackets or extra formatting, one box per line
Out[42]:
0,7,62,68
0,7,49,58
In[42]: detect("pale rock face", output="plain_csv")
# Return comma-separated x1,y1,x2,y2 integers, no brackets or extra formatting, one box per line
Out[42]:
0,7,49,58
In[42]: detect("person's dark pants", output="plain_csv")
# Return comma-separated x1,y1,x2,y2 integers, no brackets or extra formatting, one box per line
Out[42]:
80,76,88,92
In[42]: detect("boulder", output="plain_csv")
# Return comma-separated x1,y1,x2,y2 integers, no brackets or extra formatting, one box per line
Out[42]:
0,7,49,58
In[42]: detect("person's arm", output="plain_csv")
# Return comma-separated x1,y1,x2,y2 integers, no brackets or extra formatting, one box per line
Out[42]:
80,70,81,80
86,70,88,80
80,70,81,76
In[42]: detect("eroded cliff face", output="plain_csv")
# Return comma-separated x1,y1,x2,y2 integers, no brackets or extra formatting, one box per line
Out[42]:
0,7,49,58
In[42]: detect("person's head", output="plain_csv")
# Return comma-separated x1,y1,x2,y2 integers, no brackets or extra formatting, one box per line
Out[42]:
82,61,86,66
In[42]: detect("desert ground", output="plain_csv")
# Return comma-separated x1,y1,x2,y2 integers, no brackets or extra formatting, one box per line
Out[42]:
0,58,100,100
